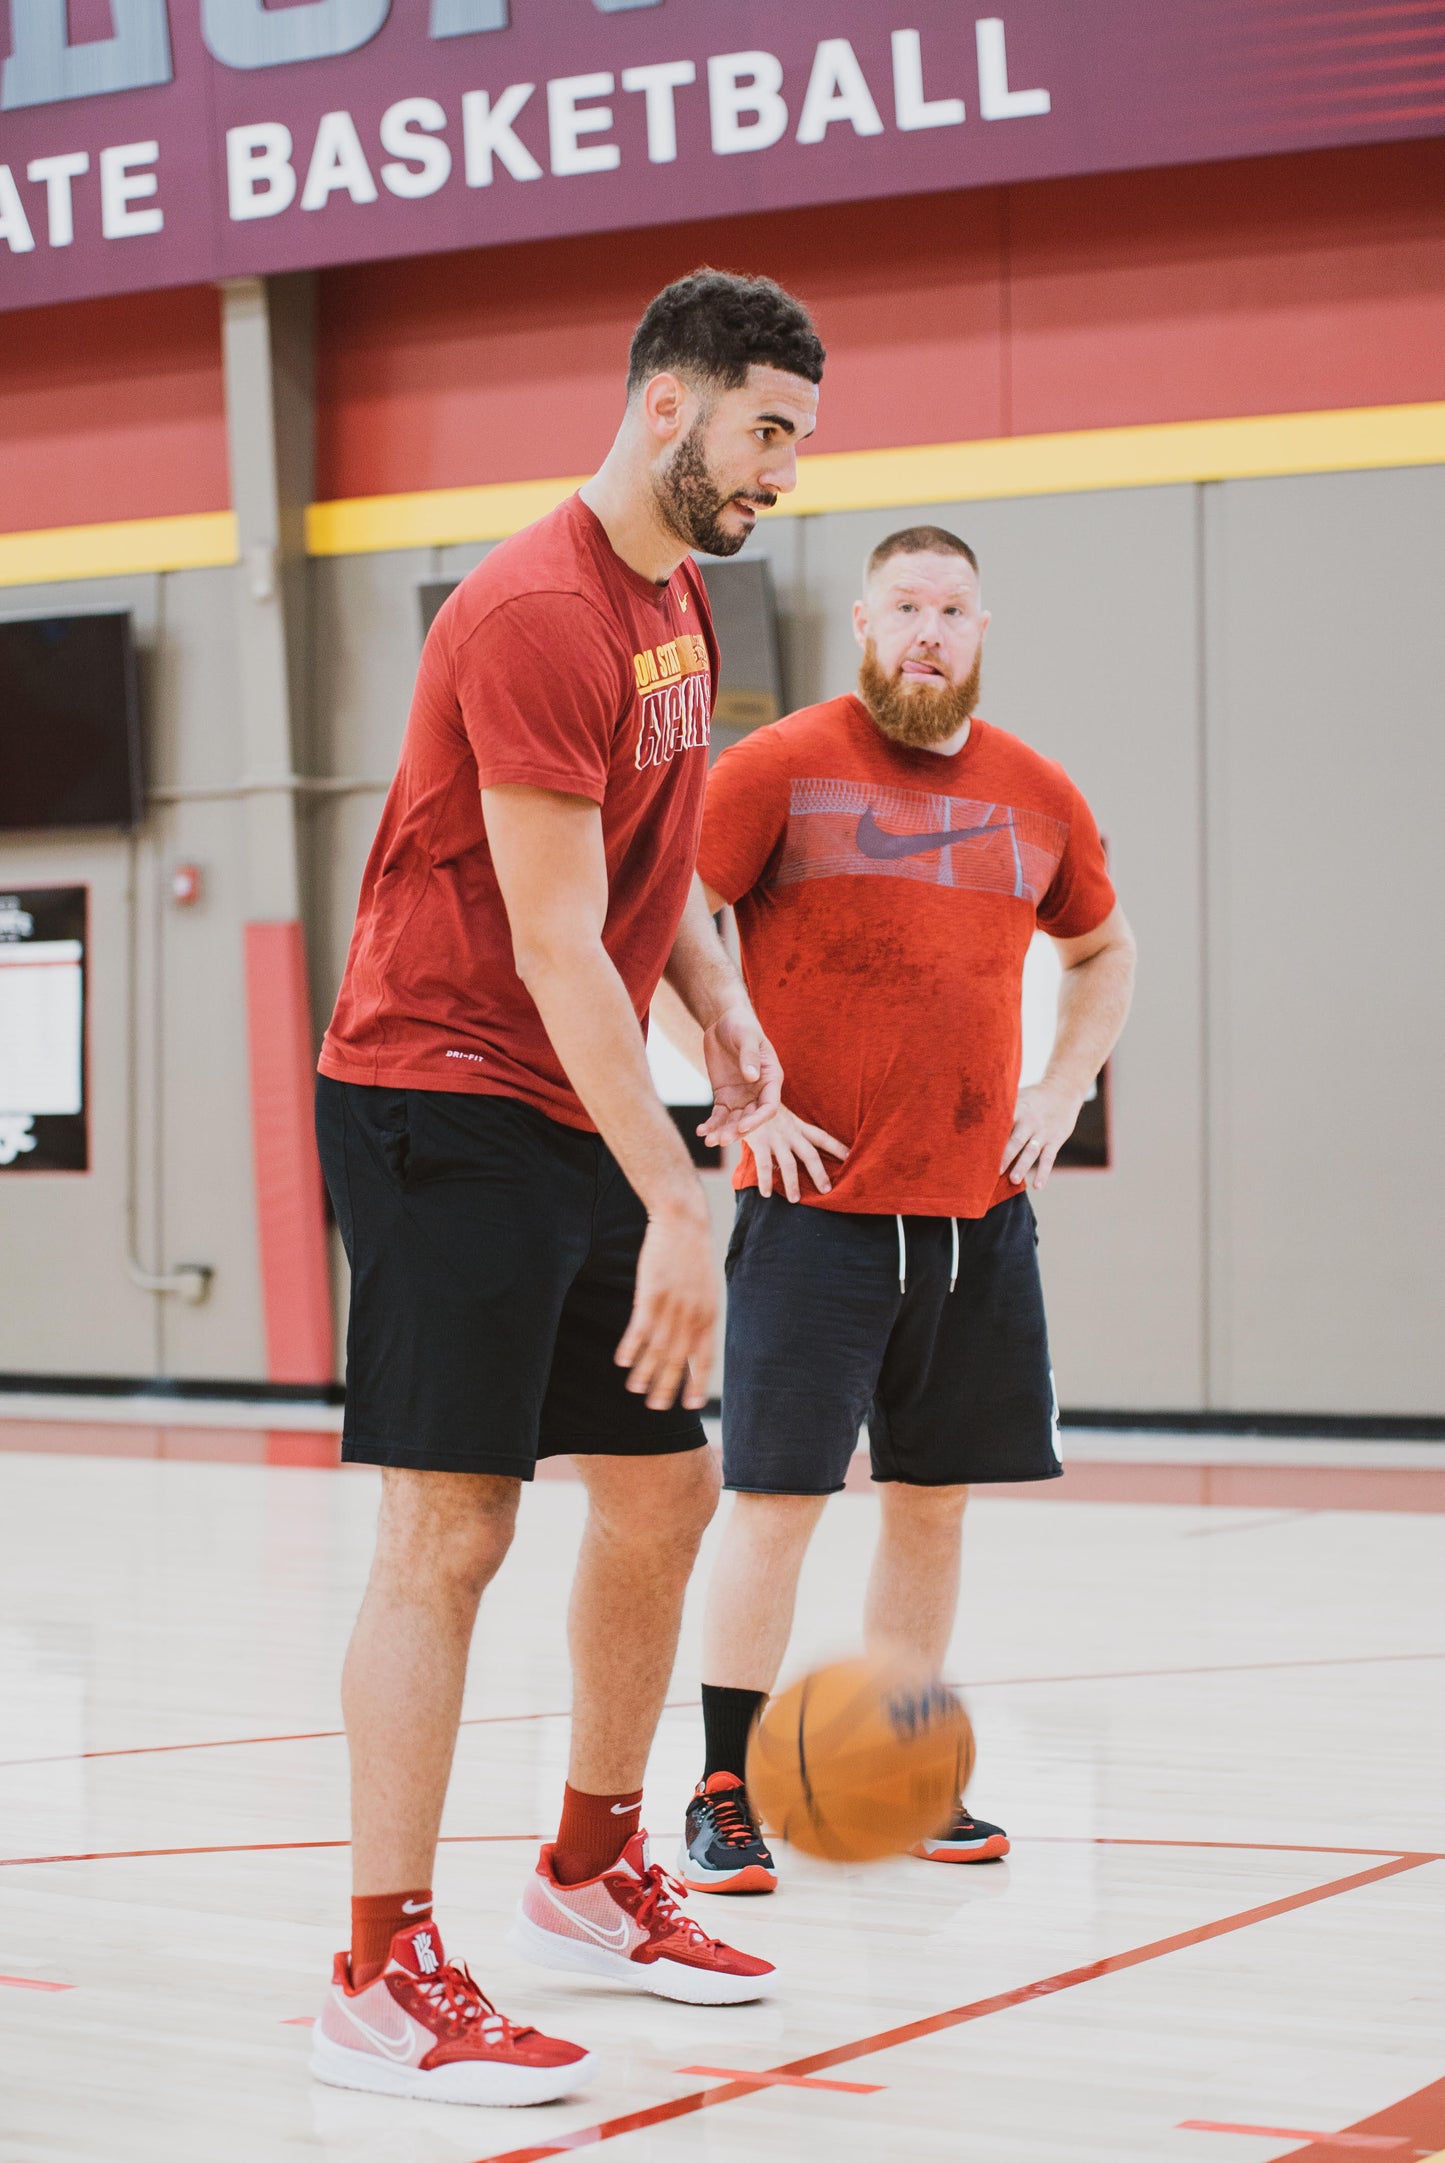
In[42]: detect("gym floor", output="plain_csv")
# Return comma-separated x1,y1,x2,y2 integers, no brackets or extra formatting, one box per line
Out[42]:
1,1447,1442,2163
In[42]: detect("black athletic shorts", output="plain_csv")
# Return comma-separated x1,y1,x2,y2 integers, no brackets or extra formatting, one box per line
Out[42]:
721,1189,1062,1495
315,1077,708,1476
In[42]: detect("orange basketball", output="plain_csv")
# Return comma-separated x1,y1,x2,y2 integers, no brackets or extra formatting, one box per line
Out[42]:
745,1653,975,1863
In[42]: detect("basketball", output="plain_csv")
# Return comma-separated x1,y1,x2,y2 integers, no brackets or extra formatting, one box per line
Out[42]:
745,1654,976,1863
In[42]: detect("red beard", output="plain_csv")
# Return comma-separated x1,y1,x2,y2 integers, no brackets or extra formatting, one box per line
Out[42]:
858,641,981,749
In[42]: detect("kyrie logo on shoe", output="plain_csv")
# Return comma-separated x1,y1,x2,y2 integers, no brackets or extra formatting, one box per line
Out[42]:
413,1931,440,1974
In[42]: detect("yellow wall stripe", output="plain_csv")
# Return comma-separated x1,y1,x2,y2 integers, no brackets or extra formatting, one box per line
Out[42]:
4,404,1443,584
783,402,1445,516
305,474,586,558
0,511,238,590
306,401,1445,557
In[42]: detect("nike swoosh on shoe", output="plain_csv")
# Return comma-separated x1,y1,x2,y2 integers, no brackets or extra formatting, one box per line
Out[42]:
536,1883,633,1950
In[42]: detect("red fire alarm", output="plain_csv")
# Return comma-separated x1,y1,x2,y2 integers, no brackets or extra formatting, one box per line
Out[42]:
171,864,203,907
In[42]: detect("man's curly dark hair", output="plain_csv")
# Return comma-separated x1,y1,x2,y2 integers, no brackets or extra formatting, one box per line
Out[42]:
627,268,826,396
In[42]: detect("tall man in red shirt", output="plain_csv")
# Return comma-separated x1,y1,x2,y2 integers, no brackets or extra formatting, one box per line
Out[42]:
311,272,824,2106
663,527,1136,1894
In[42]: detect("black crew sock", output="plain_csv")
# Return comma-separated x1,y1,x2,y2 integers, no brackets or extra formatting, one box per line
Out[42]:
701,1683,767,1783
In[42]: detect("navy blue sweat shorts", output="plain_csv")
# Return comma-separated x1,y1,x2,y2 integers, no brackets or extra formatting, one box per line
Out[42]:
721,1189,1062,1495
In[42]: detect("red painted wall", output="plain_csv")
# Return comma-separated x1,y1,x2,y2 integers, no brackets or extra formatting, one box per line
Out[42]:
0,287,229,536
3,137,1442,535
315,137,1445,502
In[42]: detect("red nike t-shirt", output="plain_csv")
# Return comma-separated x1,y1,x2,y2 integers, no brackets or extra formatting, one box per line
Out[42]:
320,494,716,1130
697,695,1116,1217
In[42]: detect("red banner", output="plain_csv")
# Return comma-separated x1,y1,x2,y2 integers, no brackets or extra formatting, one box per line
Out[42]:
2,0,1443,313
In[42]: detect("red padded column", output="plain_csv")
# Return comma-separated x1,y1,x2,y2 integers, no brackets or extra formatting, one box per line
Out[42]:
244,921,334,1385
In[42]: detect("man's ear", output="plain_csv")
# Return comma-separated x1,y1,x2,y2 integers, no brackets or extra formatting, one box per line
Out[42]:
851,597,869,652
978,609,992,639
641,371,688,444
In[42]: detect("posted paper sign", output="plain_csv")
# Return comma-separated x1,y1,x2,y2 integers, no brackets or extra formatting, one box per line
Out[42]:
0,888,89,1173
0,941,84,1116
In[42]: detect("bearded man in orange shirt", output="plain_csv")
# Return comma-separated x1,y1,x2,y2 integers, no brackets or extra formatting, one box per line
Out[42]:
660,525,1136,1894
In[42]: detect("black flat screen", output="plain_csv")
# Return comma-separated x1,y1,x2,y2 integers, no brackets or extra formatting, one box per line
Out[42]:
0,612,143,831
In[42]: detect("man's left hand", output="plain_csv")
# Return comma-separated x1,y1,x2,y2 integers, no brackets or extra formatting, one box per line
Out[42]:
1001,1079,1087,1190
697,1004,783,1148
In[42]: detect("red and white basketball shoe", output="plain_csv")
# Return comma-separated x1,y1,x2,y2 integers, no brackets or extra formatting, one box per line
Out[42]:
311,1919,596,2107
509,1831,779,2005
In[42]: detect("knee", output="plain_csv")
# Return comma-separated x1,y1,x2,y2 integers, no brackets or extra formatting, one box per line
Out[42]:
655,1448,722,1551
881,1482,970,1535
593,1448,720,1558
375,1473,519,1603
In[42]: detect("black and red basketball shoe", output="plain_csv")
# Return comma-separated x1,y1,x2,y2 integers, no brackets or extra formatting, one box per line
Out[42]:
911,1802,1011,1862
677,1772,778,1894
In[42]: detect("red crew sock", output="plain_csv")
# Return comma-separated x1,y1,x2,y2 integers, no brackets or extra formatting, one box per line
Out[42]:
350,1888,432,1987
551,1784,644,1887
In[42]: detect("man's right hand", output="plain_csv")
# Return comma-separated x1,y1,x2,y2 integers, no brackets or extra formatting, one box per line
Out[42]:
749,1106,849,1203
615,1194,717,1411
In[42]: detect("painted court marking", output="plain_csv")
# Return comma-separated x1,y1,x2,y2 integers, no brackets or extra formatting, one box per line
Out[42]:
1180,2127,1409,2150
0,1974,72,1992
0,1833,540,1869
3,1656,1441,1772
470,1851,1440,2163
0,1700,695,1772
678,2066,884,2095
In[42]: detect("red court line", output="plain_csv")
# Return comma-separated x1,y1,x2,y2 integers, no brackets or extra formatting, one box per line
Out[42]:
678,2066,884,2096
1041,1838,1445,1861
471,1853,1437,2163
0,1974,73,1992
0,1699,698,1774
1180,2126,1407,2150
0,1833,539,1869
959,1651,1445,1691
7,1653,1442,1774
1268,2076,1445,2162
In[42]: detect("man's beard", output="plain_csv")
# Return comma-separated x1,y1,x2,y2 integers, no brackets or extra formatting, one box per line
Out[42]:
858,640,981,749
653,415,775,559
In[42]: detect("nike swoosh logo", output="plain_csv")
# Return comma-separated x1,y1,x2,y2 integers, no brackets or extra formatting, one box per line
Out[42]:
537,1882,634,1951
400,1899,430,1914
338,1998,421,2062
610,1802,640,1816
855,808,1014,860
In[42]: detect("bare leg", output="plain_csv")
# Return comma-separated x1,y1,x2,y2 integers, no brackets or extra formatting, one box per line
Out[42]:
864,1483,970,1671
343,1468,520,1893
701,1492,830,1693
566,1447,720,1791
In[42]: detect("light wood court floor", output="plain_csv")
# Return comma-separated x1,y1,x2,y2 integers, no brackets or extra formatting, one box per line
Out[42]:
1,1451,1442,2163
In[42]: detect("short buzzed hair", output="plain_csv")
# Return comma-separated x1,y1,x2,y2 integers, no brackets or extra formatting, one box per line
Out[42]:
866,525,979,583
627,269,826,397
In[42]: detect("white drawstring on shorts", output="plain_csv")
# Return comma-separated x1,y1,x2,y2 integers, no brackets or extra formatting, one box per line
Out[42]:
894,1216,961,1296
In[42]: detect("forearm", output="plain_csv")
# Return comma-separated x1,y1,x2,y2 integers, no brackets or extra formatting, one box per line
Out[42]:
1045,943,1136,1099
662,879,747,1032
522,942,704,1223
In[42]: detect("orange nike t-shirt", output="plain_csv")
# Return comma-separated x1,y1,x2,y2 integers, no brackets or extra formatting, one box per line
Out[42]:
320,494,716,1130
697,695,1116,1218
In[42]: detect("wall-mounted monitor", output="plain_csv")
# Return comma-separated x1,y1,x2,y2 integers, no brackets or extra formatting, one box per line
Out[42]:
0,612,143,832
